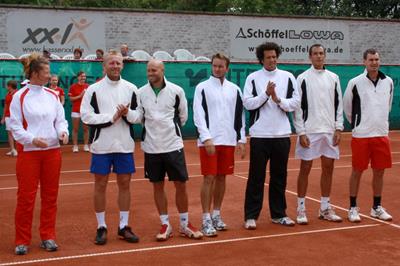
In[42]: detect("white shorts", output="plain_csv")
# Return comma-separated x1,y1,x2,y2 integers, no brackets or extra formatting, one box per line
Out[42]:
295,133,339,161
5,117,11,130
71,112,81,118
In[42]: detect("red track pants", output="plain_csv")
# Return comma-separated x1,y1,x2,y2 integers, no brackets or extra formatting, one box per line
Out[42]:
15,148,61,245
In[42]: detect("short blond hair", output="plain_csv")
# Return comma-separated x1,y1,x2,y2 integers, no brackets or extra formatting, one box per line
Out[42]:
211,53,230,67
104,49,123,62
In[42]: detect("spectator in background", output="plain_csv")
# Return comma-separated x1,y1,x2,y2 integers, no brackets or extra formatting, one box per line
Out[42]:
1,80,18,157
73,48,83,60
68,71,89,152
96,49,104,60
120,44,129,59
9,53,68,255
48,75,65,105
43,50,51,59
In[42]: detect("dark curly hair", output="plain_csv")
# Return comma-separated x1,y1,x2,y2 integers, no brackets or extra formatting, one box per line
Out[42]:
255,42,281,65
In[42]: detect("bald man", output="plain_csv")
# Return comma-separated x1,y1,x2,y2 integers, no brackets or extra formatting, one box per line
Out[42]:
120,44,129,58
81,50,141,245
138,59,203,241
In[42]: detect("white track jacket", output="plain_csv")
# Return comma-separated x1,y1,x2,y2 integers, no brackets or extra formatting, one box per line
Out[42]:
343,71,393,138
294,66,344,135
80,75,141,154
243,67,300,138
138,79,188,154
193,76,246,146
9,84,68,151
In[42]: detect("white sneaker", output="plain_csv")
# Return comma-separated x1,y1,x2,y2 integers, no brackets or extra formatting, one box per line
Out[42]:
201,219,217,237
244,219,257,230
83,144,90,152
72,145,79,153
6,149,18,157
319,206,342,222
348,207,361,223
297,209,308,225
272,216,295,226
212,214,227,231
370,206,392,221
179,223,203,239
156,223,173,241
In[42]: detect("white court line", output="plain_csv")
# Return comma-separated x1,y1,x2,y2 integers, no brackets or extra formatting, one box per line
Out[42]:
233,173,400,230
0,224,380,266
2,161,400,191
0,174,204,191
2,151,400,178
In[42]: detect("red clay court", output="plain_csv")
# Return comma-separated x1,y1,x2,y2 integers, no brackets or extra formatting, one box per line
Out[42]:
0,132,399,265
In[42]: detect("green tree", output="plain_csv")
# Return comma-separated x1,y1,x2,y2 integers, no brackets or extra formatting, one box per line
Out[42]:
1,0,399,18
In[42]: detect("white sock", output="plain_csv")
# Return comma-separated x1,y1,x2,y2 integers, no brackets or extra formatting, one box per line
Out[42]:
212,209,220,219
202,212,211,223
119,211,129,229
297,197,306,211
160,214,169,225
179,212,189,228
96,211,107,229
321,197,330,211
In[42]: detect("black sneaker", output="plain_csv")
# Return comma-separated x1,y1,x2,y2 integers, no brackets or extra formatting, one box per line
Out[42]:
95,226,107,245
40,239,58,252
15,245,28,255
118,226,139,243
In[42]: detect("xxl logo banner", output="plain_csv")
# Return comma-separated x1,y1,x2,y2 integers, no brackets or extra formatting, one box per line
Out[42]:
6,10,105,57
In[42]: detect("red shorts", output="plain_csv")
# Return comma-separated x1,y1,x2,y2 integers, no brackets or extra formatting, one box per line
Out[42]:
351,137,392,171
199,145,235,176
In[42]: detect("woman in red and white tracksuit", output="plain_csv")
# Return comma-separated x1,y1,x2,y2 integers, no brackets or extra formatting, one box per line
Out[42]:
9,54,69,255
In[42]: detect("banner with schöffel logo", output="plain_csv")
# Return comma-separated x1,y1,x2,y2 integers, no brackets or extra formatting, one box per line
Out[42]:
230,18,350,61
7,10,105,58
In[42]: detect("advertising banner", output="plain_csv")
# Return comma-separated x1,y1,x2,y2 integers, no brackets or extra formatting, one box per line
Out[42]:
6,10,105,57
230,18,350,61
0,61,399,142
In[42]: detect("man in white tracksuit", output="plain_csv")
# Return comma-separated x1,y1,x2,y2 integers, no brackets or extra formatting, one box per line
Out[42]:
293,44,344,225
243,42,300,229
81,50,141,245
343,48,394,223
138,59,203,241
193,53,246,237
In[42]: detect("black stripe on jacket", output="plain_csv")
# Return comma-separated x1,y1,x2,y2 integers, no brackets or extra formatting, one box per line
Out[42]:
88,92,113,144
300,79,308,122
173,95,182,137
351,85,361,129
248,80,269,127
121,92,138,140
334,82,339,122
234,90,243,141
